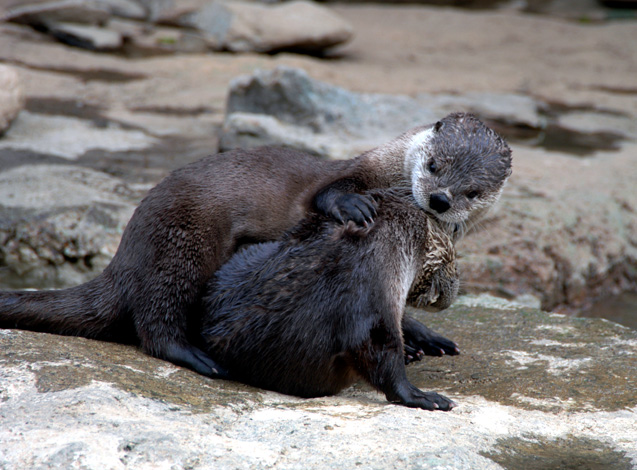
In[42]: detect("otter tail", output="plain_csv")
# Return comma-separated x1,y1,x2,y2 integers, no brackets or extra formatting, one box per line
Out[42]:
0,273,134,343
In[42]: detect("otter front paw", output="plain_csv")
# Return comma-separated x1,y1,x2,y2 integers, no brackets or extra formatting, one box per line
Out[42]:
330,193,377,226
390,382,456,411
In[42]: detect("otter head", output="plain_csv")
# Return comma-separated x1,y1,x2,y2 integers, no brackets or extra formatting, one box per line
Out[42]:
404,113,512,237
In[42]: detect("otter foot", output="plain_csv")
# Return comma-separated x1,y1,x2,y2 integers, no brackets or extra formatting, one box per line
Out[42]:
392,383,456,411
404,343,425,364
163,343,228,378
403,316,459,357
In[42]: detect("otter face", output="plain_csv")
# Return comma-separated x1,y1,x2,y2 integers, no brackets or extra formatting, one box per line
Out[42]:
405,113,512,235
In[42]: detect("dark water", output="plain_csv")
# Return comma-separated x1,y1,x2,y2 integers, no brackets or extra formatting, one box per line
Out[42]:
579,292,637,330
482,436,633,470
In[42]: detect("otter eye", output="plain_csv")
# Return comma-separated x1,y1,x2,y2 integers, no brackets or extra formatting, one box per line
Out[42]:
466,190,480,199
427,160,437,173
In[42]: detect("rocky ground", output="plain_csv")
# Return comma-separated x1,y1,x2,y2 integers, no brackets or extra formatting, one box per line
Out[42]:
1,295,636,469
0,0,636,468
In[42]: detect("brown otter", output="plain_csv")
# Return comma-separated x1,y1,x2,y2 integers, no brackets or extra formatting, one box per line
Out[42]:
0,113,511,376
202,189,459,410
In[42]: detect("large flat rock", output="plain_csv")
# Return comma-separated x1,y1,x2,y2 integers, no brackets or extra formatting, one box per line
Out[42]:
1,296,635,469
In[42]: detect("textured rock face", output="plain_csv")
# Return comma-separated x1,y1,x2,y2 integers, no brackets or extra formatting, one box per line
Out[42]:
0,65,24,135
0,111,157,160
3,0,171,24
220,66,440,158
0,164,136,288
1,296,635,469
457,143,637,311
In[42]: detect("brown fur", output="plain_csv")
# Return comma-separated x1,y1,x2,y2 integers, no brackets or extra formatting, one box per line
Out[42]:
202,189,458,410
0,113,511,376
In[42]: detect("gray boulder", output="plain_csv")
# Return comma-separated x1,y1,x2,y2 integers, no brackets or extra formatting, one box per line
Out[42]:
2,0,175,51
179,1,353,53
220,66,545,159
1,295,635,469
0,164,136,288
0,65,24,135
220,66,439,158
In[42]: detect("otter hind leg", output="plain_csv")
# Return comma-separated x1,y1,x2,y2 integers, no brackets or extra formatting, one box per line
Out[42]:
128,267,228,378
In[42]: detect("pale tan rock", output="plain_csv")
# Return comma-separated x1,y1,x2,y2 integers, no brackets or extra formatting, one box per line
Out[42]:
0,65,24,135
183,0,353,53
1,297,636,469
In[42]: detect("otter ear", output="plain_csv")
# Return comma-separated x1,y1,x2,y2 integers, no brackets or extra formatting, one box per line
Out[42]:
434,121,443,132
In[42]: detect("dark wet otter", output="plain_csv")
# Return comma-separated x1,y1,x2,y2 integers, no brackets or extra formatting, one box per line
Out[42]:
0,113,511,376
202,189,459,410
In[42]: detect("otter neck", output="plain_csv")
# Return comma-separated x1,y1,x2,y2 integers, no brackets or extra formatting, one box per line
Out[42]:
359,130,424,188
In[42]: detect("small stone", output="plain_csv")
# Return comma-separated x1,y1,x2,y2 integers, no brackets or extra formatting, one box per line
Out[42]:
45,22,124,50
108,18,209,54
0,65,24,135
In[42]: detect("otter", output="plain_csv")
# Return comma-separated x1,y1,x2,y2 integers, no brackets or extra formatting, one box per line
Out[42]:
202,189,459,410
0,113,511,376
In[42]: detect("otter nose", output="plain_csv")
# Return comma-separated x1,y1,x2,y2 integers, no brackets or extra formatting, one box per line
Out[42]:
429,193,451,214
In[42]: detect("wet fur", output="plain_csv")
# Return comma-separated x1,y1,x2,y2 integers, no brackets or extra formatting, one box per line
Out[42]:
202,190,458,410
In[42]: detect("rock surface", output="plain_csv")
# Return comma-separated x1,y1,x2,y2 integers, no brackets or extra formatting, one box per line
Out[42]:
45,21,124,51
221,66,437,158
0,65,24,135
5,0,352,55
220,66,546,158
0,111,157,160
1,295,635,469
0,4,636,467
178,0,353,53
0,164,136,288
458,143,637,311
